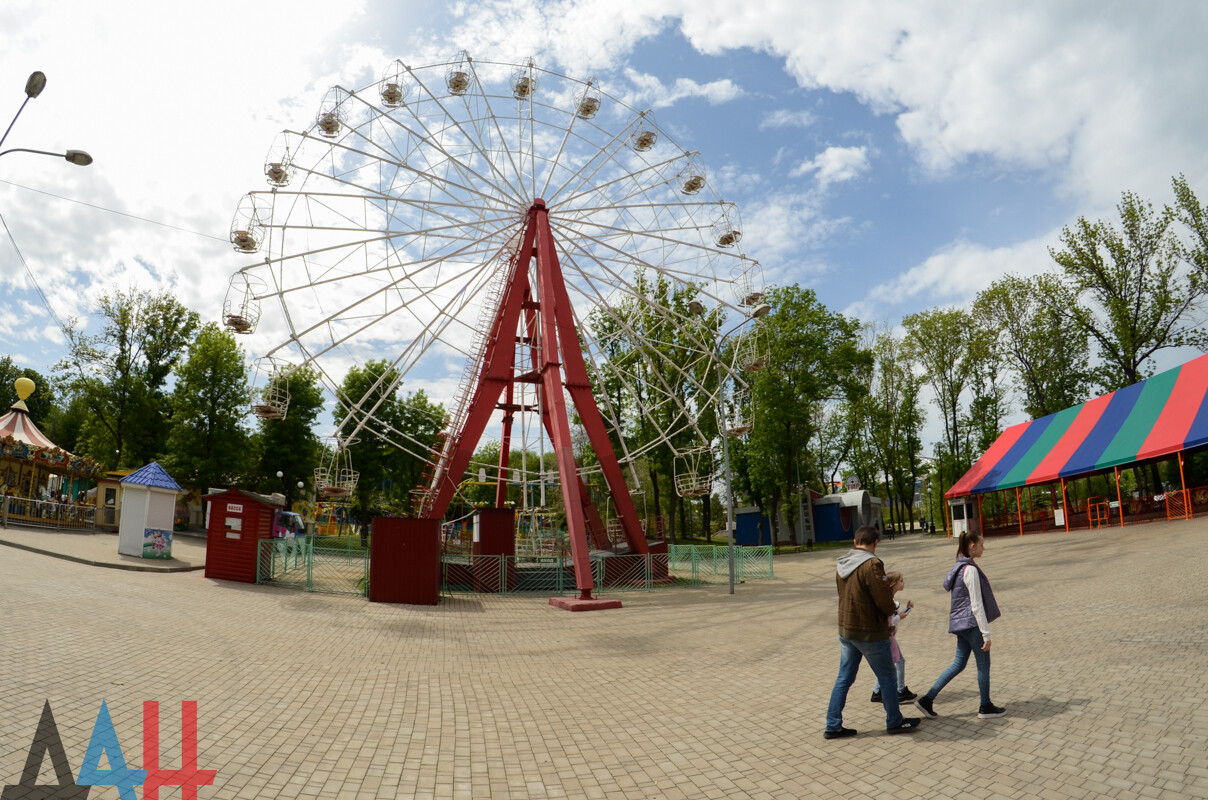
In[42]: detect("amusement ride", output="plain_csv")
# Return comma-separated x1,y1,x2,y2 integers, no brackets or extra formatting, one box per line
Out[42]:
223,54,768,598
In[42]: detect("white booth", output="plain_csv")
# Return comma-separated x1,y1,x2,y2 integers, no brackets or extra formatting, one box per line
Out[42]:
117,462,182,558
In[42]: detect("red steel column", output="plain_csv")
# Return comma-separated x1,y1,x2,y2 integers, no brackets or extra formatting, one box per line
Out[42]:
532,200,595,597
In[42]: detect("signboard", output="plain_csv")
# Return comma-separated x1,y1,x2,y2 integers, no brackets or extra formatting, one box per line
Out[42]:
226,503,243,513
142,528,173,559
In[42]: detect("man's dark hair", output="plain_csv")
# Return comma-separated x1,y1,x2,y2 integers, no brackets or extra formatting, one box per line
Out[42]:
854,525,880,547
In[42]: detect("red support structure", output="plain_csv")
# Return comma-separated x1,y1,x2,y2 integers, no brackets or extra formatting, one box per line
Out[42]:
421,200,649,600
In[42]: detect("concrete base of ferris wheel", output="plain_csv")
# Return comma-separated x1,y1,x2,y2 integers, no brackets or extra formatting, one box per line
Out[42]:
548,596,623,612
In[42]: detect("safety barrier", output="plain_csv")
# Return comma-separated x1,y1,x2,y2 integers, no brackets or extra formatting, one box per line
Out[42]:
2,497,95,531
442,545,774,595
256,536,368,596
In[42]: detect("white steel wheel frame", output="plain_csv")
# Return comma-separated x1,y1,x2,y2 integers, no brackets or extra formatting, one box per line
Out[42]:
228,54,761,501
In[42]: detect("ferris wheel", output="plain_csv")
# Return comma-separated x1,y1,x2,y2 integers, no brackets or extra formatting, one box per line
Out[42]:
224,54,765,571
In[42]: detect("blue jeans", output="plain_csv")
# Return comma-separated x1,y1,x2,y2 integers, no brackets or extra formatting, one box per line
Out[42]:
826,636,902,731
925,627,991,705
872,656,906,694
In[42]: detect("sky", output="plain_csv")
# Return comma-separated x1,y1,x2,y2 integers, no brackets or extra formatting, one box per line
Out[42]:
3,0,1208,455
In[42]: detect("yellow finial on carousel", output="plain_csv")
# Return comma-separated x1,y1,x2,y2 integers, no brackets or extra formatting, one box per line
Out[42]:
12,377,35,412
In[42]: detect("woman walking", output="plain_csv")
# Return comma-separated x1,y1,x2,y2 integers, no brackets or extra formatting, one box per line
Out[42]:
915,530,1006,719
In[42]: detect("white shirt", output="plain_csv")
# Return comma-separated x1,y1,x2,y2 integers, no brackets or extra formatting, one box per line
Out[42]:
963,564,992,641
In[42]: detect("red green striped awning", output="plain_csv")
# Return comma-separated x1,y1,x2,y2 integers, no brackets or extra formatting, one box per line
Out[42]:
946,353,1208,498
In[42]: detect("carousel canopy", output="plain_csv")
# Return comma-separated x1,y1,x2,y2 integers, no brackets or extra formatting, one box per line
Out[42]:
947,353,1208,498
0,404,57,449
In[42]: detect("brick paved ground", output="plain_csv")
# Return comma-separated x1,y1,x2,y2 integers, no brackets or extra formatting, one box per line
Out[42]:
1,517,1205,799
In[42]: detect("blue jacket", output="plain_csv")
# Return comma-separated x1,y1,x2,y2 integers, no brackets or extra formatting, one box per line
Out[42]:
944,557,1001,634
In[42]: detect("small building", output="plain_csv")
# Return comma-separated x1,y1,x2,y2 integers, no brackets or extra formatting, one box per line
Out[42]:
812,490,885,542
204,489,281,583
118,462,182,558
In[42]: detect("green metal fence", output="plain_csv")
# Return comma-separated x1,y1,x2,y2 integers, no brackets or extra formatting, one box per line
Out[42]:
666,545,775,583
257,536,368,596
441,546,773,595
256,539,771,598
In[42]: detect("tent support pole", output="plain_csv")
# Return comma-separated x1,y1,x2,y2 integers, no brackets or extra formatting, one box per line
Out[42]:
1015,487,1023,536
1115,467,1125,528
977,494,984,535
1178,452,1190,520
1060,478,1070,532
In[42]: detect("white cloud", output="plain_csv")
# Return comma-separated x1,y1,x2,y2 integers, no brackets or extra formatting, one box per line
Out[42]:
844,233,1057,322
790,145,870,188
440,1,1208,209
759,109,815,130
620,68,744,108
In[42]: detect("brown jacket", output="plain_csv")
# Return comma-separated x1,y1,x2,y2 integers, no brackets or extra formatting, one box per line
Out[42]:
835,550,897,641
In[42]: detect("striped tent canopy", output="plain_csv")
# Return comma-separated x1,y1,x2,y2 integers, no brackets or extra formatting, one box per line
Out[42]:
0,404,56,449
947,353,1208,498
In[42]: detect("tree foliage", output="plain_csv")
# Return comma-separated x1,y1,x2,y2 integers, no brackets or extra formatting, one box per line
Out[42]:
162,323,251,490
335,359,445,520
255,365,324,507
902,307,980,489
744,285,867,543
587,270,718,541
973,274,1090,419
54,288,200,468
1048,186,1208,391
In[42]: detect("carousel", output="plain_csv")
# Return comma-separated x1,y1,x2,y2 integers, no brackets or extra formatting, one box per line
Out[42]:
0,377,102,529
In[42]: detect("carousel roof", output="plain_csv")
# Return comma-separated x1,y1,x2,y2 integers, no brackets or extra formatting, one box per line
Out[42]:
0,404,57,449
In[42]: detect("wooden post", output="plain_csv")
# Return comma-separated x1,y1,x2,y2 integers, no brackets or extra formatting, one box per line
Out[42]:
1178,452,1190,520
1015,487,1024,536
1114,466,1125,528
1060,478,1070,532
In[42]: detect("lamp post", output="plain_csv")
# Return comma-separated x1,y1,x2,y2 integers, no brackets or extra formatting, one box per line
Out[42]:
695,300,770,595
0,71,92,167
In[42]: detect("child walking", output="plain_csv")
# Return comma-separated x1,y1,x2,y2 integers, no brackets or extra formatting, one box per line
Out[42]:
871,571,916,703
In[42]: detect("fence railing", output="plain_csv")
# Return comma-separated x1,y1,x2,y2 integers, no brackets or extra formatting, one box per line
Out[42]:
2,497,96,531
256,536,368,596
667,544,774,582
442,545,774,595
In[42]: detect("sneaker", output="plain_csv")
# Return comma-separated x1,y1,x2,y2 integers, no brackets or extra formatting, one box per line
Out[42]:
823,727,857,739
870,691,882,703
915,696,937,718
887,718,921,734
978,703,1007,719
897,687,918,702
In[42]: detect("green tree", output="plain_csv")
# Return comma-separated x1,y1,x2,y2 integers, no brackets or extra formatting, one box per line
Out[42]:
55,288,201,468
857,329,925,532
903,307,978,492
1048,187,1208,392
162,323,251,490
335,359,445,523
744,285,867,543
255,365,324,507
1172,174,1208,285
587,271,719,542
973,274,1090,419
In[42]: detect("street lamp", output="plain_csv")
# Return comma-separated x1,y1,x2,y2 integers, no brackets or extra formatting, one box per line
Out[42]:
0,71,92,167
693,302,768,595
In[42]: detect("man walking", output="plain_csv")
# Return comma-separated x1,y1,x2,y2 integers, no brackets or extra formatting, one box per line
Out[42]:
824,525,922,738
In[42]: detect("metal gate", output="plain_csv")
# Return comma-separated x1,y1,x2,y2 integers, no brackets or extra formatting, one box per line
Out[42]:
257,536,368,596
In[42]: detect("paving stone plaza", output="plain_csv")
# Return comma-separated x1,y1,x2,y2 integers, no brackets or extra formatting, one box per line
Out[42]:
2,517,1206,800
